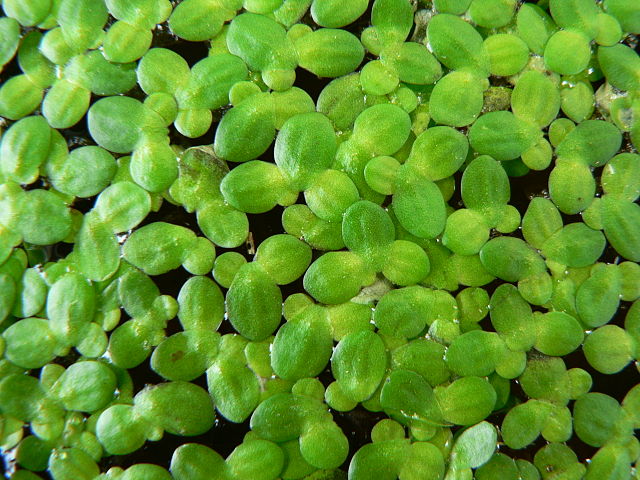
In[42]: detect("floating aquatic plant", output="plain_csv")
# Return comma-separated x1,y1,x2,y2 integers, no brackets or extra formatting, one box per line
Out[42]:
0,0,639,479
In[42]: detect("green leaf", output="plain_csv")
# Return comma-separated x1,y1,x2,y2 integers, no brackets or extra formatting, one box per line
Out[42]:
333,330,387,403
573,393,625,447
170,443,226,480
48,448,99,480
51,360,117,412
468,111,541,162
450,421,497,469
438,377,497,426
227,262,283,340
133,381,215,436
271,305,333,380
380,369,443,428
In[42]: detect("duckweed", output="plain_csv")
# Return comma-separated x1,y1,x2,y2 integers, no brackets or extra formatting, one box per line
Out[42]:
271,305,333,380
51,360,117,412
0,1,639,479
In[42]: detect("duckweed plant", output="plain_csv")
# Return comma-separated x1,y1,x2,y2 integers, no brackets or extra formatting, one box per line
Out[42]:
0,0,639,479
